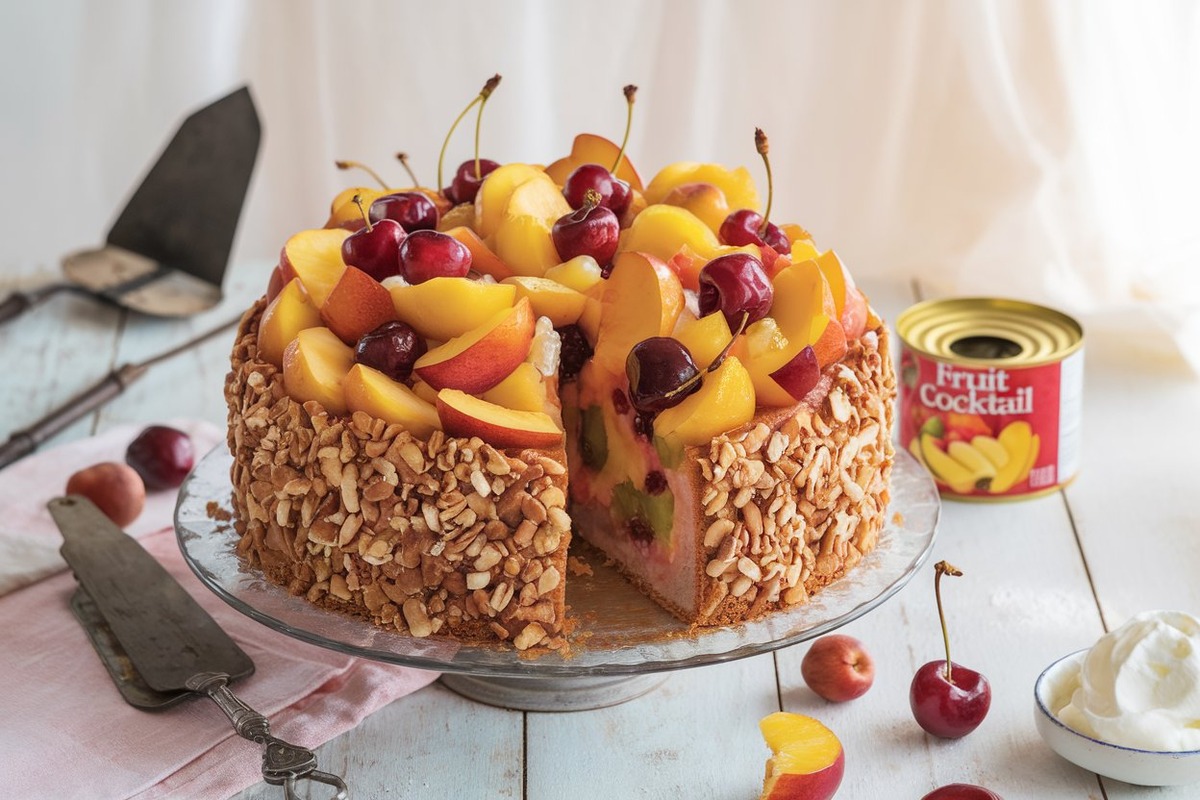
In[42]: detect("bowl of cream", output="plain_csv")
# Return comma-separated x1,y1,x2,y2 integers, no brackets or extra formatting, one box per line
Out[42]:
1034,610,1200,786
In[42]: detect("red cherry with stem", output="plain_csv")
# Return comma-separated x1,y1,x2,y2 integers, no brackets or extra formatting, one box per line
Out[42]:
625,337,700,414
637,312,751,412
437,74,502,205
125,425,195,490
922,785,1004,800
910,561,992,738
369,191,439,232
355,321,427,382
718,129,790,254
341,195,405,281
397,229,472,284
697,252,773,330
551,189,620,265
561,85,638,215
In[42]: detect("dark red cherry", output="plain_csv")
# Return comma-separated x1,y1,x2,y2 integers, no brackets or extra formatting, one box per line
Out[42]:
563,164,631,216
125,426,195,490
445,158,500,205
921,784,1004,800
355,321,427,382
697,253,773,330
551,190,620,266
625,337,700,414
910,660,992,739
369,192,439,232
719,208,790,255
398,230,472,284
341,217,405,282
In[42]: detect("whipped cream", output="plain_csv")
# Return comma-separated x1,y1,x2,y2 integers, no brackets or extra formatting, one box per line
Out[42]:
1054,610,1200,751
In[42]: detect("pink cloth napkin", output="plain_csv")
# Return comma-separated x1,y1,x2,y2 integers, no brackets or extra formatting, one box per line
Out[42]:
0,422,440,799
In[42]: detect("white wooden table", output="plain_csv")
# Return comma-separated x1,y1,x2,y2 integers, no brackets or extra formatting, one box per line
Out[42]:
2,257,1197,800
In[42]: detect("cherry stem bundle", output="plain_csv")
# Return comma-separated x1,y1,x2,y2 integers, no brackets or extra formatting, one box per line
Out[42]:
933,560,963,683
437,74,502,191
611,85,638,175
335,160,388,189
755,129,773,236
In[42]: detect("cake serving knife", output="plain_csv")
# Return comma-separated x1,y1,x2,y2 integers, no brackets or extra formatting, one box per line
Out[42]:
51,496,348,799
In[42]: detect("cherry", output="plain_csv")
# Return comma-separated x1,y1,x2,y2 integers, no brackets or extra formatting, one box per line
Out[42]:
922,785,1004,800
561,85,638,215
551,189,620,266
125,425,195,490
625,337,700,414
397,230,472,284
369,191,439,232
910,561,992,738
556,324,593,383
438,74,502,205
697,253,773,330
719,129,790,255
355,321,427,382
341,195,405,281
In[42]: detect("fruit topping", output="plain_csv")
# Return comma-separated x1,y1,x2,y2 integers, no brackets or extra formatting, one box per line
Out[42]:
769,345,821,402
625,337,700,414
398,229,473,284
354,320,426,382
435,389,562,448
653,355,755,445
66,462,146,527
341,195,405,281
593,251,685,374
698,252,773,330
758,712,844,800
551,189,620,266
557,324,593,383
561,85,638,215
719,129,790,254
388,278,516,341
344,363,440,439
414,297,535,393
801,634,875,703
320,266,398,345
256,278,323,367
369,191,439,233
125,425,195,490
438,74,503,205
910,561,992,738
282,327,357,415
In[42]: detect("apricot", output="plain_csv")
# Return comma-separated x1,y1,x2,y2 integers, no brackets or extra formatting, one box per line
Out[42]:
66,462,146,527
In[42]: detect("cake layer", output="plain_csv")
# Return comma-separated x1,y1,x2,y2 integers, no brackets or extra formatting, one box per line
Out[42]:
226,302,571,651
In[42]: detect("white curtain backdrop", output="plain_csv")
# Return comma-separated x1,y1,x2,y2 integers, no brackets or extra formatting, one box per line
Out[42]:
3,0,1198,367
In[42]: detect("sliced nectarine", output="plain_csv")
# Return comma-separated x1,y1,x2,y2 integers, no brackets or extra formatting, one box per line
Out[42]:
544,133,644,191
759,712,845,800
411,378,440,406
388,278,517,342
653,356,756,445
481,362,551,415
619,204,721,265
501,276,587,326
544,255,604,293
494,214,561,277
443,226,514,280
281,228,350,308
282,327,356,415
414,297,535,393
344,364,441,439
673,311,733,369
436,389,563,449
662,182,730,234
645,162,760,213
321,266,397,345
474,163,543,238
593,251,685,374
809,315,848,368
257,278,323,367
770,259,835,343
742,317,803,408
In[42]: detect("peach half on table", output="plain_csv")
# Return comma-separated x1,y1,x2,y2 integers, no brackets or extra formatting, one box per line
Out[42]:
544,132,645,191
413,297,536,394
257,278,322,367
282,326,356,416
320,266,397,345
343,364,441,439
279,228,350,308
388,278,517,342
592,251,685,374
759,712,845,800
436,389,563,449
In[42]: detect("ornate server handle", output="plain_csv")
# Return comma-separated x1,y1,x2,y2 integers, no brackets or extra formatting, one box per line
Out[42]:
186,672,348,800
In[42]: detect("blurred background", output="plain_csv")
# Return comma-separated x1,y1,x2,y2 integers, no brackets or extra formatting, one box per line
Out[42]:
3,0,1198,366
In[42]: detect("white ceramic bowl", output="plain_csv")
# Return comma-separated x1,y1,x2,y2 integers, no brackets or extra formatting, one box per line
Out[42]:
1034,650,1200,787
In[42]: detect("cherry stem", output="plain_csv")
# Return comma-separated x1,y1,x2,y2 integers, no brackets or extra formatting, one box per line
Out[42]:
582,188,602,211
663,312,749,399
396,152,420,186
933,560,963,683
473,74,502,180
335,160,388,189
352,194,373,232
755,128,773,236
611,84,638,175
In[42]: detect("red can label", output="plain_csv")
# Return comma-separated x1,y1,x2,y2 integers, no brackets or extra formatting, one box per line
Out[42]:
899,349,1083,498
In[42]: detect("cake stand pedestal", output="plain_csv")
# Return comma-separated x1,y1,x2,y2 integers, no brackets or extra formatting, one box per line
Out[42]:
439,673,669,712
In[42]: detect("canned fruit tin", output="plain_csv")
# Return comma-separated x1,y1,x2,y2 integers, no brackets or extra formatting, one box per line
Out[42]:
897,298,1083,501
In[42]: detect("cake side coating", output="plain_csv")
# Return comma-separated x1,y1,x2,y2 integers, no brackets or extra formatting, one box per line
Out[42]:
225,301,572,651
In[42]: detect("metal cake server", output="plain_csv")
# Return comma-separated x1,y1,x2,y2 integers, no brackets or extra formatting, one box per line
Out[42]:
51,496,347,799
0,86,260,325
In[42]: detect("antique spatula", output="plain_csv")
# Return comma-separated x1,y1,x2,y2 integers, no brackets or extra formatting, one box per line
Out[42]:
51,495,347,799
0,86,260,324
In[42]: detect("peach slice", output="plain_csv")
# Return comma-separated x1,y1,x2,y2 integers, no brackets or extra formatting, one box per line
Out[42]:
645,162,761,213
544,255,604,294
494,215,561,277
437,202,476,232
436,389,563,449
814,250,850,317
388,278,517,342
443,226,514,280
320,266,397,345
662,181,730,235
281,228,350,308
501,276,587,326
593,251,685,374
619,204,722,266
770,259,836,343
414,297,535,393
759,712,845,800
325,187,387,231
474,163,544,238
344,364,441,439
257,278,323,367
282,327,356,415
505,172,572,223
411,378,440,406
809,314,848,368
481,362,551,415
742,317,803,408
673,310,733,369
544,132,644,191
653,356,755,445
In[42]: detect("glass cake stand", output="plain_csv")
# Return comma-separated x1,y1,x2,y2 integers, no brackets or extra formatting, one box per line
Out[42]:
176,447,939,711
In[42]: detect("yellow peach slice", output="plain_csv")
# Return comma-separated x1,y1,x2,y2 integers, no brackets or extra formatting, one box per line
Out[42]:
344,364,441,439
501,276,587,326
474,163,543,238
282,327,356,415
770,259,835,343
443,226,514,280
414,297,535,393
619,204,722,265
759,712,845,800
257,278,322,367
280,228,350,308
388,278,516,342
320,266,397,345
645,162,761,213
662,182,730,235
673,311,733,369
493,214,561,277
593,251,685,374
742,317,802,408
436,389,563,449
411,378,440,406
436,202,476,232
325,187,387,231
481,362,550,415
544,132,644,191
578,296,603,347
653,356,755,445
504,173,572,223
544,255,604,294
